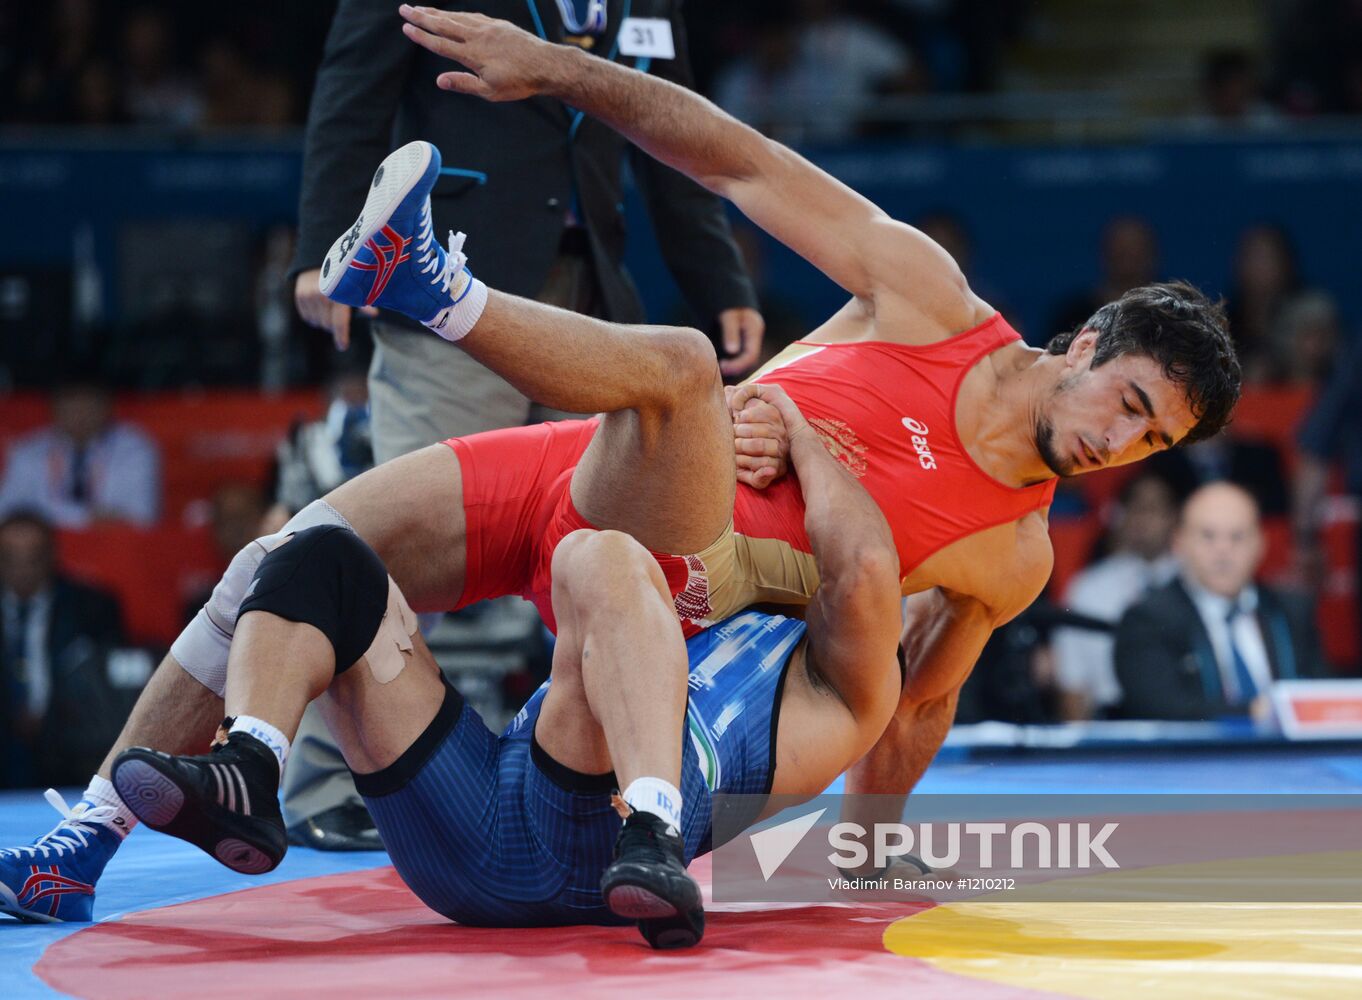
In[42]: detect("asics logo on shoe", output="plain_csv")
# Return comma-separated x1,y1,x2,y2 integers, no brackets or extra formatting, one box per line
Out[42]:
20,866,95,917
339,217,364,259
349,225,413,307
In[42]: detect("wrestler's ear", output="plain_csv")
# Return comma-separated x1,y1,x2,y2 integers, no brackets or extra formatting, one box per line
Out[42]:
1066,328,1099,368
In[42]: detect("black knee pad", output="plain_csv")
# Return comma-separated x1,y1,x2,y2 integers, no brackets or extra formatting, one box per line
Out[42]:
237,525,389,675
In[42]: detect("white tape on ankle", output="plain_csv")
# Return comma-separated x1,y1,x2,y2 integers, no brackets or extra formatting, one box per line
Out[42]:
425,275,488,343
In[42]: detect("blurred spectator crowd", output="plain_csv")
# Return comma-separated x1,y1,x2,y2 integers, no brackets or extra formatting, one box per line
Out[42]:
0,0,331,131
1045,216,1342,396
5,2,1362,136
0,372,374,787
0,0,1022,135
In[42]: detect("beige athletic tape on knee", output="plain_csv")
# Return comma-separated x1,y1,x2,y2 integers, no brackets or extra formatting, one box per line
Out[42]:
170,499,351,696
359,576,419,683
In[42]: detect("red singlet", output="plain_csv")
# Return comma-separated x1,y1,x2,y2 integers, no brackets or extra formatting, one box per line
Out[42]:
738,312,1057,586
445,313,1055,632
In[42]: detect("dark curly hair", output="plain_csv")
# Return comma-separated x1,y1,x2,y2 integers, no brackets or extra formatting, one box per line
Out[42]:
1045,280,1241,444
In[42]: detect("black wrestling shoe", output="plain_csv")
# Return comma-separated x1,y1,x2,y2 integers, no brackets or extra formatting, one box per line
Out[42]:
112,733,287,875
288,802,384,852
600,811,704,949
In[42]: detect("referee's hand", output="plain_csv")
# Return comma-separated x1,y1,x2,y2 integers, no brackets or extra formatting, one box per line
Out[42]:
295,268,379,351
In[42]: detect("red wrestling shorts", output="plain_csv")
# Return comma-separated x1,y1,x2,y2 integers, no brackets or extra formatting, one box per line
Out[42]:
443,419,723,634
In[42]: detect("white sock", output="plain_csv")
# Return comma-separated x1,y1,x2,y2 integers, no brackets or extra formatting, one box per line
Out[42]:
79,775,137,839
622,777,683,835
424,232,488,343
229,715,291,773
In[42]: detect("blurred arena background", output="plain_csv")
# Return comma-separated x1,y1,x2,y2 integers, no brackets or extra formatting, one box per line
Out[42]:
2,0,1361,790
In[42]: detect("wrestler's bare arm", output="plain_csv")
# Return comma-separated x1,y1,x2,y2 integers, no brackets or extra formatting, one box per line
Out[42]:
819,590,993,872
399,8,973,325
772,389,902,725
739,383,903,792
845,521,1051,811
842,589,992,817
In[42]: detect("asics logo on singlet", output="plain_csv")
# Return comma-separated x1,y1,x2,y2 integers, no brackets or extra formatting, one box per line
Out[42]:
901,418,937,471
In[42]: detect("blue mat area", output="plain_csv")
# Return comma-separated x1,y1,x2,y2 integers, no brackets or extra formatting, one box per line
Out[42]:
916,748,1362,795
0,789,388,1000
820,746,1362,800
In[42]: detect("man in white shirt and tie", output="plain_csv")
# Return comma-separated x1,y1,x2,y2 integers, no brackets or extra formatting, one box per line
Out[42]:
0,378,161,529
1114,482,1328,721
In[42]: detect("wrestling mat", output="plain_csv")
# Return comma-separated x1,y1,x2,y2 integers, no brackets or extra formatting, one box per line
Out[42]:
5,747,1362,999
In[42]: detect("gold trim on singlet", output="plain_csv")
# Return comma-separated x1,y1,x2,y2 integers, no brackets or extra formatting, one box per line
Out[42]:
731,533,821,609
672,522,822,628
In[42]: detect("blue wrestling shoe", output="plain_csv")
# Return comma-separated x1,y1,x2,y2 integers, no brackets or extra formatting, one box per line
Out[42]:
0,790,123,923
319,140,476,336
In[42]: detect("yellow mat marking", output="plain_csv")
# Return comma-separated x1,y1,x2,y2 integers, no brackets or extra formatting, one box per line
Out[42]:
884,853,1362,999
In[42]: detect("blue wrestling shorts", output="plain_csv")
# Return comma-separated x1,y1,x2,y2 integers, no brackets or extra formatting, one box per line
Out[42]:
355,610,807,927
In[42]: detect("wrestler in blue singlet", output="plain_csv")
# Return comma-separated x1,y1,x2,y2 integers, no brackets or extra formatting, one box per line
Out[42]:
357,610,805,927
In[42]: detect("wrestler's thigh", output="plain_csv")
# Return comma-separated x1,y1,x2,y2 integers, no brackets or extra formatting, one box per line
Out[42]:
315,629,447,776
568,366,734,556
324,444,466,612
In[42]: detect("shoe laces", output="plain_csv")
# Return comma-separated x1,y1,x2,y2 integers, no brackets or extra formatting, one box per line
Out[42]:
0,790,116,861
614,810,682,866
414,200,468,297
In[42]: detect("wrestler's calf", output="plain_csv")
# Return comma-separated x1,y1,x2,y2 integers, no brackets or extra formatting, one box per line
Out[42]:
111,526,401,874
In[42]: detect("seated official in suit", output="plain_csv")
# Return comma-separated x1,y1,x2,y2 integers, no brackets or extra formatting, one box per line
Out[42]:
0,377,162,529
1114,482,1328,721
1,512,128,788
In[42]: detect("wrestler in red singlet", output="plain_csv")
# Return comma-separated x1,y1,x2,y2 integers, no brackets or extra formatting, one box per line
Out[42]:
445,313,1053,633
738,313,1056,593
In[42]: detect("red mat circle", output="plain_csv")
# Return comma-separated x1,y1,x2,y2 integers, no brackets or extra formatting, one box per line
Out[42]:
37,860,1049,999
